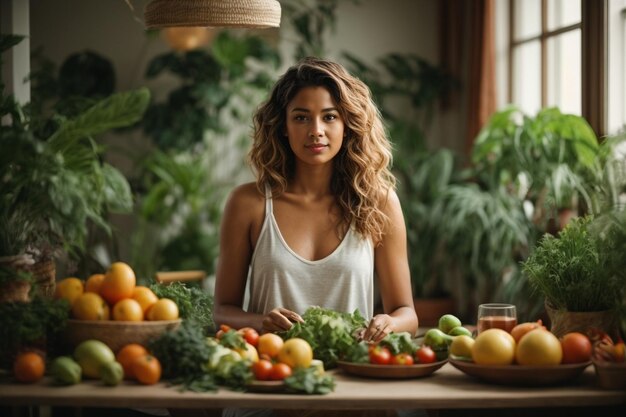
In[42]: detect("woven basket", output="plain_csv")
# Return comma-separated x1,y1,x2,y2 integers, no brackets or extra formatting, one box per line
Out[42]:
27,259,56,298
64,319,182,353
0,255,55,302
145,0,281,29
545,301,619,338
593,360,626,389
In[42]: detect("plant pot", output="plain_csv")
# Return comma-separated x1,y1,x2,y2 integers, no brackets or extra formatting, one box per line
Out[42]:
413,297,456,327
27,259,56,298
545,301,619,338
0,280,32,303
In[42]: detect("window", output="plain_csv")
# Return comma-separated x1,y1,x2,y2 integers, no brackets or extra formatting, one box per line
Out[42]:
509,0,582,116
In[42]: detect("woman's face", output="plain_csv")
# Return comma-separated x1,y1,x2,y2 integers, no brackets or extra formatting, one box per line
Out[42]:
284,86,345,167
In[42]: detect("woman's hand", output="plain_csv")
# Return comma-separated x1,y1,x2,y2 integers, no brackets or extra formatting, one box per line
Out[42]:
262,307,304,333
360,314,393,343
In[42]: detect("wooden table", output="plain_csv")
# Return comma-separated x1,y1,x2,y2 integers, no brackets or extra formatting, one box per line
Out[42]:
1,364,625,411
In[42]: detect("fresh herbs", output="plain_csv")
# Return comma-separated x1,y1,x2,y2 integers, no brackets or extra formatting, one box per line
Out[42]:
379,332,419,355
522,216,623,312
150,282,214,331
283,307,367,369
285,366,335,395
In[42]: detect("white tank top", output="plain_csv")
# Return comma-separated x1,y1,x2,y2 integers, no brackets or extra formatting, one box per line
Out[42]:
246,185,374,319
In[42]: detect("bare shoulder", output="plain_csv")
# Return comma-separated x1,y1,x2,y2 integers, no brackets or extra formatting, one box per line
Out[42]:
377,188,402,216
224,182,265,218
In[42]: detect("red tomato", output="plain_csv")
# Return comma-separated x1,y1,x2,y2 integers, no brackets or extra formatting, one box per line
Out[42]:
391,353,414,365
369,346,392,365
216,324,231,339
269,363,292,381
561,332,592,364
252,359,273,381
238,327,260,347
416,346,436,364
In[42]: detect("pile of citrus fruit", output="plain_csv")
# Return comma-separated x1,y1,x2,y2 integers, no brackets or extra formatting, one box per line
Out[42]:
54,261,179,322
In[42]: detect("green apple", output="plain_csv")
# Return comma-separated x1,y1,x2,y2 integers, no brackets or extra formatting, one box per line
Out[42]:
74,339,115,379
438,314,462,334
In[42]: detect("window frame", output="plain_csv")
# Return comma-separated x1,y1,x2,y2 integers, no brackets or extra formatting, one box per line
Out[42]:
507,0,606,137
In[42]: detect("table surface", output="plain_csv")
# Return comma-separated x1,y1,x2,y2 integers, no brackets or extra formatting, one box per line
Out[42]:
1,363,625,410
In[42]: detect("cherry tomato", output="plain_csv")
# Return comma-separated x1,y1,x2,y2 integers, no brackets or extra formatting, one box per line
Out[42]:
238,327,260,347
391,353,414,365
216,324,231,339
369,345,392,365
269,363,292,381
252,359,273,381
416,346,436,364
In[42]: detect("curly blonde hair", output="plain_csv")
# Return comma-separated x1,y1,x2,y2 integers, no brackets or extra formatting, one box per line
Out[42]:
249,57,395,243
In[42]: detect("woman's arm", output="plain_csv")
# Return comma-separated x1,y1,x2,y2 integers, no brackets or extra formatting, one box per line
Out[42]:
213,184,266,331
362,190,418,342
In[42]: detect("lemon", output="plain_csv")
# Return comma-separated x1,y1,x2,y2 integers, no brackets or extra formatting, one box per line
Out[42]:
277,338,313,369
450,335,475,358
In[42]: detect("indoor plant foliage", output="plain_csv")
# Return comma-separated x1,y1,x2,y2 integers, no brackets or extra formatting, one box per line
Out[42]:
133,31,281,279
435,107,603,320
0,35,150,286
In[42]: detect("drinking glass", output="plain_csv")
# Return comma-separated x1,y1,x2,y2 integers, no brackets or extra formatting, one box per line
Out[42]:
477,303,517,334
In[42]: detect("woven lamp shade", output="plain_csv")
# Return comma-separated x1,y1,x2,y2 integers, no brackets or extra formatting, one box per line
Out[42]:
145,0,281,29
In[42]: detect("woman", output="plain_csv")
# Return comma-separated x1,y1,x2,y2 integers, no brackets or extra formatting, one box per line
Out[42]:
213,57,418,343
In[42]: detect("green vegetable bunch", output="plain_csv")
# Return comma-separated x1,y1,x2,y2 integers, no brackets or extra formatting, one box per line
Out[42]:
150,282,214,331
522,216,623,312
0,297,70,366
149,321,215,389
285,367,335,395
283,307,367,369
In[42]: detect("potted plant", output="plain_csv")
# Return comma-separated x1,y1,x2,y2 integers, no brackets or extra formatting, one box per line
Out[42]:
521,215,624,338
436,106,603,321
0,34,150,298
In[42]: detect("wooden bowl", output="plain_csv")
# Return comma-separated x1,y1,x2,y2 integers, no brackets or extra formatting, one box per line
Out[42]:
593,360,626,389
64,319,182,353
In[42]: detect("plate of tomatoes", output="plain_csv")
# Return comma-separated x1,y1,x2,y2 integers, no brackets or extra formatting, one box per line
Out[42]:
336,359,447,379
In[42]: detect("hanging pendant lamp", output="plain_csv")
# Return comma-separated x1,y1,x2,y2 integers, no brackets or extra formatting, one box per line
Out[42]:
144,0,282,29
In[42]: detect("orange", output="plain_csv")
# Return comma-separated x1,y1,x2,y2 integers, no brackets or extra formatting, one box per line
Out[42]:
131,286,159,315
72,292,110,320
560,332,592,364
116,343,148,379
85,274,105,294
146,298,179,321
132,354,162,385
515,329,563,365
13,351,45,383
112,299,144,322
54,277,84,306
472,328,516,365
99,262,136,305
257,333,284,359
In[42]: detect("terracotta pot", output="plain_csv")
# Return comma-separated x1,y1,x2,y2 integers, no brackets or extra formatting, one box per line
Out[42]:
545,301,619,338
413,297,456,327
